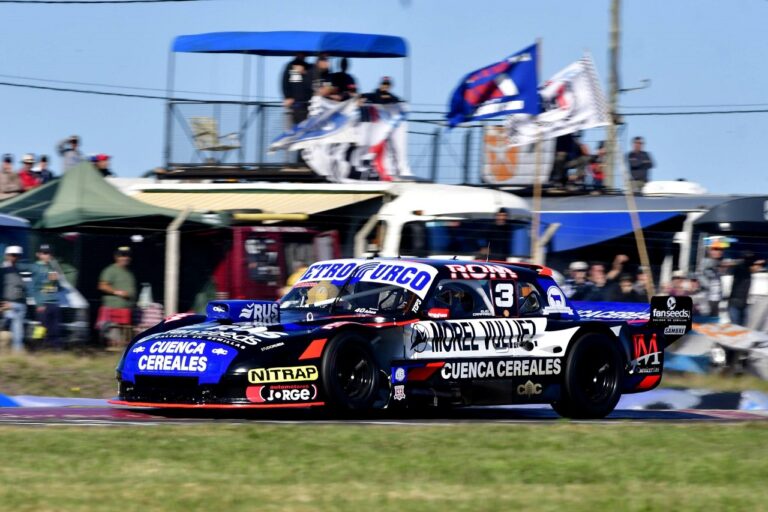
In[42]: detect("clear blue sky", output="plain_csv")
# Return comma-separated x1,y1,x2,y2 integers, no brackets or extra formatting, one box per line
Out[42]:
2,0,767,193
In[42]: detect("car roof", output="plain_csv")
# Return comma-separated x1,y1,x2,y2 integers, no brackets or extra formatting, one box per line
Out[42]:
311,257,553,281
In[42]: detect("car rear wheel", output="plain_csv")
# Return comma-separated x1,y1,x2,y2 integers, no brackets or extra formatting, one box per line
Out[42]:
321,332,380,411
551,333,623,419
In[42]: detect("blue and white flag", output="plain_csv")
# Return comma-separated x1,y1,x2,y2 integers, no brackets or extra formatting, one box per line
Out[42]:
505,54,610,147
446,44,539,127
269,98,359,151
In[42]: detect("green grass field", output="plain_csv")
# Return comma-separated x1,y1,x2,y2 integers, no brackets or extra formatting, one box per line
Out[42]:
0,423,767,511
2,352,767,399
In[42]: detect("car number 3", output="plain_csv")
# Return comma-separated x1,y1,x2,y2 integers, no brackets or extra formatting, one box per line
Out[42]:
493,283,515,308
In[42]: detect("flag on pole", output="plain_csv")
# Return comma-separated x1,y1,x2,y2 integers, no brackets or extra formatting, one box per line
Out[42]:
505,54,610,146
446,44,540,127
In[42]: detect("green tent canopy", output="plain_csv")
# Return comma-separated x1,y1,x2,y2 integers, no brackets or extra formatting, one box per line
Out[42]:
0,163,224,230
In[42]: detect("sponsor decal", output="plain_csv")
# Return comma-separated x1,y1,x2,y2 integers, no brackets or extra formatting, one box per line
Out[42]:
411,298,422,314
408,318,543,357
260,341,286,352
247,365,319,384
664,325,687,335
239,302,279,323
299,260,359,282
650,295,693,326
445,263,517,280
355,307,378,315
122,339,238,385
542,286,574,315
440,358,561,380
394,367,406,383
136,340,209,373
426,308,450,319
577,309,649,321
247,384,318,403
148,325,288,349
298,260,439,299
516,380,543,397
393,385,406,401
630,333,661,373
212,304,228,314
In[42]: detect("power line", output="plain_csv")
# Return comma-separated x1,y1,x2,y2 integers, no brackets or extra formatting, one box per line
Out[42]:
0,0,207,4
621,108,768,116
0,80,202,101
0,73,254,99
2,78,768,118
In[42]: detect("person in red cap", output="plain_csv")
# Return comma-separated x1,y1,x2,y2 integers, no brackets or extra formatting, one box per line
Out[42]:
18,154,42,191
91,154,114,177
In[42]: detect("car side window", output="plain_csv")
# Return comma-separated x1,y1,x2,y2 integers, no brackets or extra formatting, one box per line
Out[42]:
518,281,543,316
427,279,494,319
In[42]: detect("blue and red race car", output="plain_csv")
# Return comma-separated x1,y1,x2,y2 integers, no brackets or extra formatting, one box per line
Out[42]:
111,258,692,418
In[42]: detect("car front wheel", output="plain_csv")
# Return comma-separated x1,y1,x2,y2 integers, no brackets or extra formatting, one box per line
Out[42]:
321,332,380,411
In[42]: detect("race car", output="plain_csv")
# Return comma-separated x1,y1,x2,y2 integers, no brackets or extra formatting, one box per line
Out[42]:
110,258,692,418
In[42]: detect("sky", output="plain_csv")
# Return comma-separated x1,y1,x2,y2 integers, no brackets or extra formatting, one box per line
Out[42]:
2,0,768,193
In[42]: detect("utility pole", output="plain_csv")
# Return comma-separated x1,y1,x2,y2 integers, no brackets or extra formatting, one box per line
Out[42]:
605,0,621,188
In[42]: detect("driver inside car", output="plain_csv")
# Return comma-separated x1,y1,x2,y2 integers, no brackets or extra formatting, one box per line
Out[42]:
431,284,475,318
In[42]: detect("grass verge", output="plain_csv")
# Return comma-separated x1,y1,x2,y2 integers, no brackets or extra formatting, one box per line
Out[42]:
1,352,768,399
0,423,766,511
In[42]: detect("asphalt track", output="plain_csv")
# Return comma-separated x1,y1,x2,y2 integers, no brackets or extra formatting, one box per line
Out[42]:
0,405,766,427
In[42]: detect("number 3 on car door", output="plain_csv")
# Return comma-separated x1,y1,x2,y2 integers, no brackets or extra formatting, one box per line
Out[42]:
491,281,515,317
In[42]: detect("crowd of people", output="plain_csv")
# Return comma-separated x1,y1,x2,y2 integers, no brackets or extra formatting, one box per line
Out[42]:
548,134,654,194
281,53,402,128
561,244,766,325
0,243,139,353
0,135,115,202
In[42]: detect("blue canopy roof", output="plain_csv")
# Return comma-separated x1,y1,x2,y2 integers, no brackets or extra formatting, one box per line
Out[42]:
172,31,408,58
541,211,681,252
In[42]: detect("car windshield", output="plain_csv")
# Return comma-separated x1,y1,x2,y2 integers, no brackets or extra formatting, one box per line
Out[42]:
280,279,418,316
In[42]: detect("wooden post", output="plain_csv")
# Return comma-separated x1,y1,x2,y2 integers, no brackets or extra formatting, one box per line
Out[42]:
531,38,543,264
618,140,656,298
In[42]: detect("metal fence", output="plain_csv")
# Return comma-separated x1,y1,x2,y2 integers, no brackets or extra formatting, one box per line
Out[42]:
164,99,489,183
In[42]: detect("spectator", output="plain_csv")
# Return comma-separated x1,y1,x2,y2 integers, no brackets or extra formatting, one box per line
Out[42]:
562,261,594,300
608,273,645,302
728,253,765,326
281,54,314,128
668,271,688,296
2,246,27,352
483,208,512,261
549,133,590,189
634,268,650,299
311,54,332,95
699,240,726,319
34,155,54,184
589,141,606,192
57,135,84,171
0,154,22,200
627,136,654,194
31,244,62,349
362,76,401,104
97,246,136,345
584,262,610,301
18,154,41,191
330,57,357,101
91,154,114,177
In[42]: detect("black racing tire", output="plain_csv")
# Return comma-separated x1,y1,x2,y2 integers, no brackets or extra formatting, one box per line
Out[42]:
321,332,380,411
551,332,623,419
